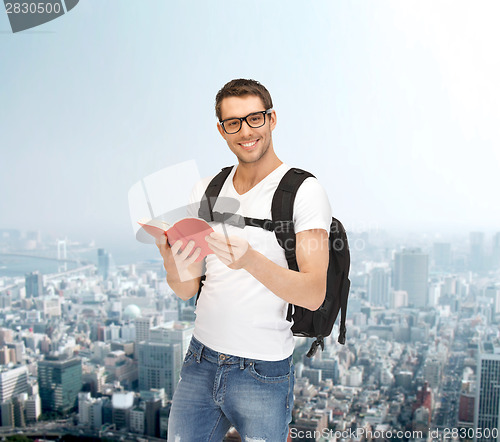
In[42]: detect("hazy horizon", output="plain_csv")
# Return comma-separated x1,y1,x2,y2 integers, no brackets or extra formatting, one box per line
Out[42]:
2,1,500,255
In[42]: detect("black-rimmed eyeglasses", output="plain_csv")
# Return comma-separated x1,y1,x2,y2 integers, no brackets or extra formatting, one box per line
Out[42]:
219,109,273,134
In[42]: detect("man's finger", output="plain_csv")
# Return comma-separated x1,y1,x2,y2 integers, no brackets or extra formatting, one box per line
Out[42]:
206,236,238,253
171,240,184,255
178,240,195,261
206,239,227,254
185,247,202,265
208,232,227,241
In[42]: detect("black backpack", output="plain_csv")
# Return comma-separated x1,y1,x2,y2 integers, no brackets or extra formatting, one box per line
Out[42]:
198,166,351,357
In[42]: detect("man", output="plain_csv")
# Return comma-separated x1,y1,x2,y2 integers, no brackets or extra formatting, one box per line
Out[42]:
157,79,332,441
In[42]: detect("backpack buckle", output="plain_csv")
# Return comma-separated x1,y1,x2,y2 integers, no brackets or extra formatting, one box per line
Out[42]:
306,336,324,358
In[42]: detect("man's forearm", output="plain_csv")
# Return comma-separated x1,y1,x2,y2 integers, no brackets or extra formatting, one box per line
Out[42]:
243,249,327,311
166,275,200,301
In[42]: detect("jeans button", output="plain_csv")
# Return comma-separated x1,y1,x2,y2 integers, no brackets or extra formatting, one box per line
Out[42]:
219,354,226,361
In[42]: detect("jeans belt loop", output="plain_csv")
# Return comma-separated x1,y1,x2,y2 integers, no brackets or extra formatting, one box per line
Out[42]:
196,343,204,363
240,357,245,370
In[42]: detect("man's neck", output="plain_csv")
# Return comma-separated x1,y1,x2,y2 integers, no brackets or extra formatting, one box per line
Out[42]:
233,157,283,195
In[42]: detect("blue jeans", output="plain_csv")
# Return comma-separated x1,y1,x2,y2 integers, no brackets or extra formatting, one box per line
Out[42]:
167,336,294,442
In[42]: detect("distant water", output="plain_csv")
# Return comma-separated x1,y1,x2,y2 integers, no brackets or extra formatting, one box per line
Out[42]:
0,237,163,278
0,246,161,278
0,255,81,277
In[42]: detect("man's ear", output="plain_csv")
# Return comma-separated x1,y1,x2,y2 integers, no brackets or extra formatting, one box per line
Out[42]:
217,122,227,139
270,110,277,131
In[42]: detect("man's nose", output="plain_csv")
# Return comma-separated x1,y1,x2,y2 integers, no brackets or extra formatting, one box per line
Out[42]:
240,119,254,136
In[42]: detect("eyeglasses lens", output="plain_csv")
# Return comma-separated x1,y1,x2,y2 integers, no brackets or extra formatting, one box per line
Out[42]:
224,112,266,134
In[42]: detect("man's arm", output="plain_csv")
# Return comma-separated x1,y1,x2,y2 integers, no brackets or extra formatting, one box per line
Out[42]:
206,229,329,311
156,237,203,300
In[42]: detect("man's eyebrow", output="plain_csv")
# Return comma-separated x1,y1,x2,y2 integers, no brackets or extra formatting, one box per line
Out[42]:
222,110,265,120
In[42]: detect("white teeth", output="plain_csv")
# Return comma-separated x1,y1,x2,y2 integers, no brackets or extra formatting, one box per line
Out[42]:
241,141,257,147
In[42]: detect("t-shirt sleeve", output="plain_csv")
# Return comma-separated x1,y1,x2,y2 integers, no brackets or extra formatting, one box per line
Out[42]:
292,177,332,234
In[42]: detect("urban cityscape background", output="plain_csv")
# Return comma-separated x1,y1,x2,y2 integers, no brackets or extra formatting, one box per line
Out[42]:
2,0,500,441
0,226,499,441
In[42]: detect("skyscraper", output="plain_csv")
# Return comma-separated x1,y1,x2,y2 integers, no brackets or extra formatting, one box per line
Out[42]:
433,242,452,271
470,231,485,272
137,321,193,400
97,248,110,280
368,267,391,307
134,316,154,344
393,248,429,308
38,355,82,413
25,271,43,298
149,321,194,358
492,232,500,269
137,342,181,399
475,343,500,441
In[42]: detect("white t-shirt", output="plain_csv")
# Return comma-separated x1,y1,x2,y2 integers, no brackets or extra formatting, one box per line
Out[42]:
187,163,331,361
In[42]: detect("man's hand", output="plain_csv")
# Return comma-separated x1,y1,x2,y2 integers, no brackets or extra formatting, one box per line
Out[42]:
205,232,251,269
156,235,202,282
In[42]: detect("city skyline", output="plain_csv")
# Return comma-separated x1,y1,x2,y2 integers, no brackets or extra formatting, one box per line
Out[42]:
2,2,500,436
1,217,499,438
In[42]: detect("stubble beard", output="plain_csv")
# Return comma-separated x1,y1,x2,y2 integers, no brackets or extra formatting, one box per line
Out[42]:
234,134,271,165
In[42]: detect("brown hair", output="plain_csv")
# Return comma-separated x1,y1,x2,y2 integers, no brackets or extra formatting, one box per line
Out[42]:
215,79,273,121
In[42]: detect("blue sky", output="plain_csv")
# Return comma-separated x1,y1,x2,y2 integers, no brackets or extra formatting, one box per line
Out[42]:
1,1,499,260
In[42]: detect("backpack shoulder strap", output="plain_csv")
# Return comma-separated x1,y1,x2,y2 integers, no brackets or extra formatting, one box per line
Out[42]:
196,166,233,303
198,166,233,221
272,168,315,322
271,168,315,271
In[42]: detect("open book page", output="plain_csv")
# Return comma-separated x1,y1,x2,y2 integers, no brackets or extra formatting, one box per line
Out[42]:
137,217,214,262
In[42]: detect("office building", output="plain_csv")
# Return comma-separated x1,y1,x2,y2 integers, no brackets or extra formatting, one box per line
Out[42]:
159,404,171,439
368,267,391,307
38,355,82,413
423,358,441,389
458,392,475,427
0,329,13,346
139,388,166,406
25,271,43,298
492,232,500,269
112,392,134,430
0,401,14,427
134,317,154,344
138,342,181,399
104,350,137,390
34,296,62,318
433,242,452,271
393,249,429,308
484,285,500,322
0,366,28,403
97,248,110,280
470,231,485,272
475,343,500,441
24,394,42,422
78,392,103,430
149,321,194,357
130,405,145,435
145,398,161,438
12,395,26,428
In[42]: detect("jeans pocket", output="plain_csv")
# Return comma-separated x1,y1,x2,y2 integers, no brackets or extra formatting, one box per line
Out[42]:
182,349,196,368
249,357,291,383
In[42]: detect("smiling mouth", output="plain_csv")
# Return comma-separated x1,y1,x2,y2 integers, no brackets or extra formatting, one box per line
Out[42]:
239,140,258,150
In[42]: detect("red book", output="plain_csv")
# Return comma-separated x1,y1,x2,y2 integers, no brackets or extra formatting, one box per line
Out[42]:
138,218,214,262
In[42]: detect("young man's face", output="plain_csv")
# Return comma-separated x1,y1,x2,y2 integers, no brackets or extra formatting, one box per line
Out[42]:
217,95,276,165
